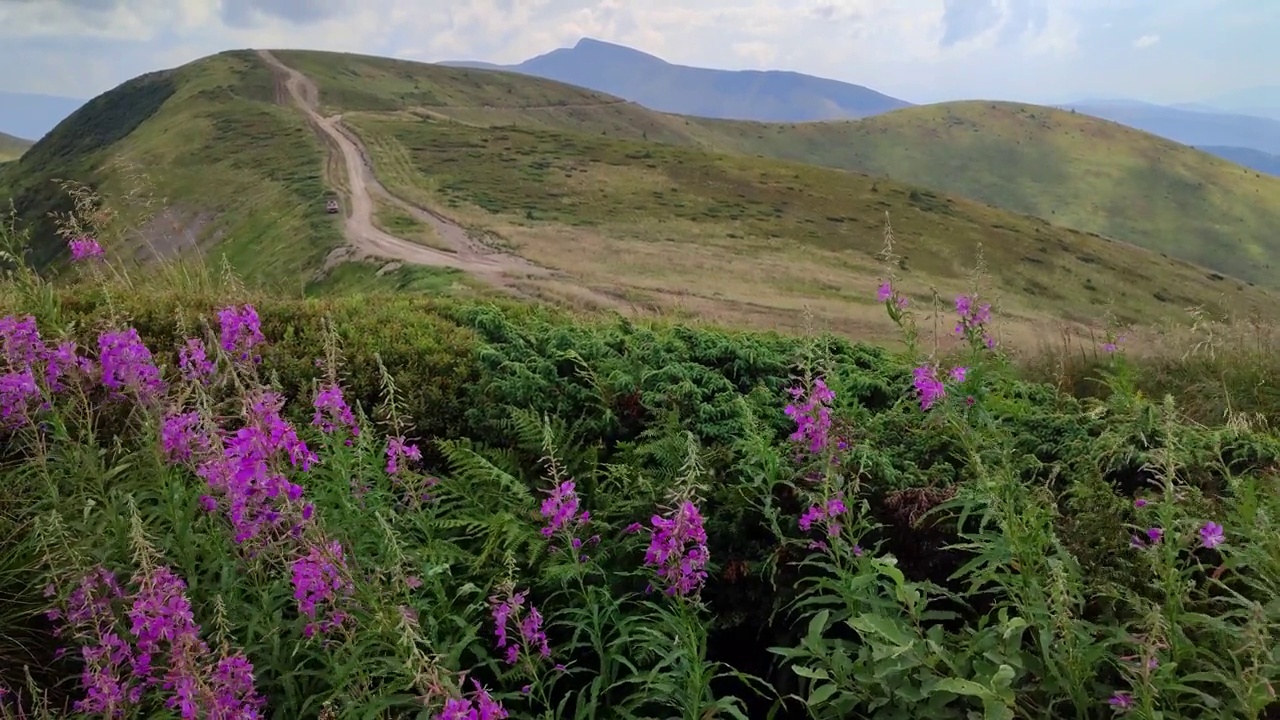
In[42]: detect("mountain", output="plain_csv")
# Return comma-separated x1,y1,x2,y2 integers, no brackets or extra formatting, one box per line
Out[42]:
0,131,31,162
1195,145,1280,176
440,37,912,122
0,49,1274,337
0,91,86,142
1197,85,1280,119
672,101,1280,287
1060,99,1280,155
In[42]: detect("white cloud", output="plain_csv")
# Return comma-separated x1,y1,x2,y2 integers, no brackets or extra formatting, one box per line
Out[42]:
0,0,1273,106
1132,33,1159,49
731,41,779,67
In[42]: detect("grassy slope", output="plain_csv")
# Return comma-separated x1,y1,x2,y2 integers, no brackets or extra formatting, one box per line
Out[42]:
681,102,1280,288
269,50,1276,337
274,56,1280,289
0,51,340,287
4,48,1278,339
0,132,31,162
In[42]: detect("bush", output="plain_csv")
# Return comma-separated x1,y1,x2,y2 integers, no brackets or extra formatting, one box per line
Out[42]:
1,271,1278,719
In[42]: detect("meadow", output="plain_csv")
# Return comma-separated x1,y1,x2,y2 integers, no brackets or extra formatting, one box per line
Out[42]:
0,211,1277,720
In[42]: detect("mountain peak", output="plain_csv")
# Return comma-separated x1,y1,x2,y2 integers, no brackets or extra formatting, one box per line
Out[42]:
562,37,667,64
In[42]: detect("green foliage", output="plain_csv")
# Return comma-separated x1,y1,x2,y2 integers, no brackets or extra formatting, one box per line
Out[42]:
3,264,1280,719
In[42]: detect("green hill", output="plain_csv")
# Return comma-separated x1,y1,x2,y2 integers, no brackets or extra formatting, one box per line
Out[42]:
677,102,1280,288
1,49,1275,340
0,132,31,162
274,56,1280,289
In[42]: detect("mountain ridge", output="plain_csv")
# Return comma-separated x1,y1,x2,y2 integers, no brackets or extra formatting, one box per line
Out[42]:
440,36,912,122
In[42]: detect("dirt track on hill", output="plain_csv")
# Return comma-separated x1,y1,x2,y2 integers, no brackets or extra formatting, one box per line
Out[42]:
255,50,553,290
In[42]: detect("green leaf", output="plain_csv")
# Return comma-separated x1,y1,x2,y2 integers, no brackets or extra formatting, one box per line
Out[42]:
792,665,830,681
934,677,993,699
808,682,838,706
806,609,831,648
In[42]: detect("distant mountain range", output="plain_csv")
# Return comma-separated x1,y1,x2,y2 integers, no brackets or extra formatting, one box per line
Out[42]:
1197,85,1280,120
442,38,912,122
7,38,1280,177
1057,100,1280,175
0,91,85,142
1059,100,1280,155
1194,145,1280,176
442,39,1280,176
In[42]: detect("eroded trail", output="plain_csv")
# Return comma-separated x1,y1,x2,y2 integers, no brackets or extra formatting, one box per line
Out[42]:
255,50,548,286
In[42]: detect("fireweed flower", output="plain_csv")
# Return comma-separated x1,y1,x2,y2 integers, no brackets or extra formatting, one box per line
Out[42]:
312,382,360,438
177,338,216,384
47,575,142,718
386,435,422,476
1108,692,1133,711
0,368,40,428
44,340,93,392
196,392,316,545
539,479,590,540
784,378,835,455
491,590,551,665
643,500,710,597
913,364,946,410
127,566,210,687
68,236,105,261
290,540,353,637
953,295,996,349
875,280,910,309
160,411,210,465
246,391,318,471
205,653,265,719
0,315,45,367
51,566,263,719
76,631,143,716
1199,521,1225,549
799,494,849,538
98,328,166,402
1131,527,1164,548
437,680,508,720
216,305,265,363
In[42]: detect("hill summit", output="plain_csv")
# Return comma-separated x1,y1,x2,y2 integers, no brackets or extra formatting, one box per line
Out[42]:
442,37,912,121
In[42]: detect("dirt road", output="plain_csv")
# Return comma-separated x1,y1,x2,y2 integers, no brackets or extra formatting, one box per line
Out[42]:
255,50,548,286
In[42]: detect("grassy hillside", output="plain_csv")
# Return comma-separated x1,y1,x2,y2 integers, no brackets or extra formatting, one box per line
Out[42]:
679,102,1280,288
268,56,1280,290
3,49,1278,341
0,51,340,285
1198,145,1280,176
0,131,31,162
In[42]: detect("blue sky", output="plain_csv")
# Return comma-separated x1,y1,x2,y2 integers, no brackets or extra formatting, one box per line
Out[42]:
0,0,1275,107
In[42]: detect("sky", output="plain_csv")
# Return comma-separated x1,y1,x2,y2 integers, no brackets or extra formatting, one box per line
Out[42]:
0,0,1275,107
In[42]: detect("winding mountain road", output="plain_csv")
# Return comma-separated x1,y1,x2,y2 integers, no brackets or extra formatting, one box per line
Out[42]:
255,50,549,287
